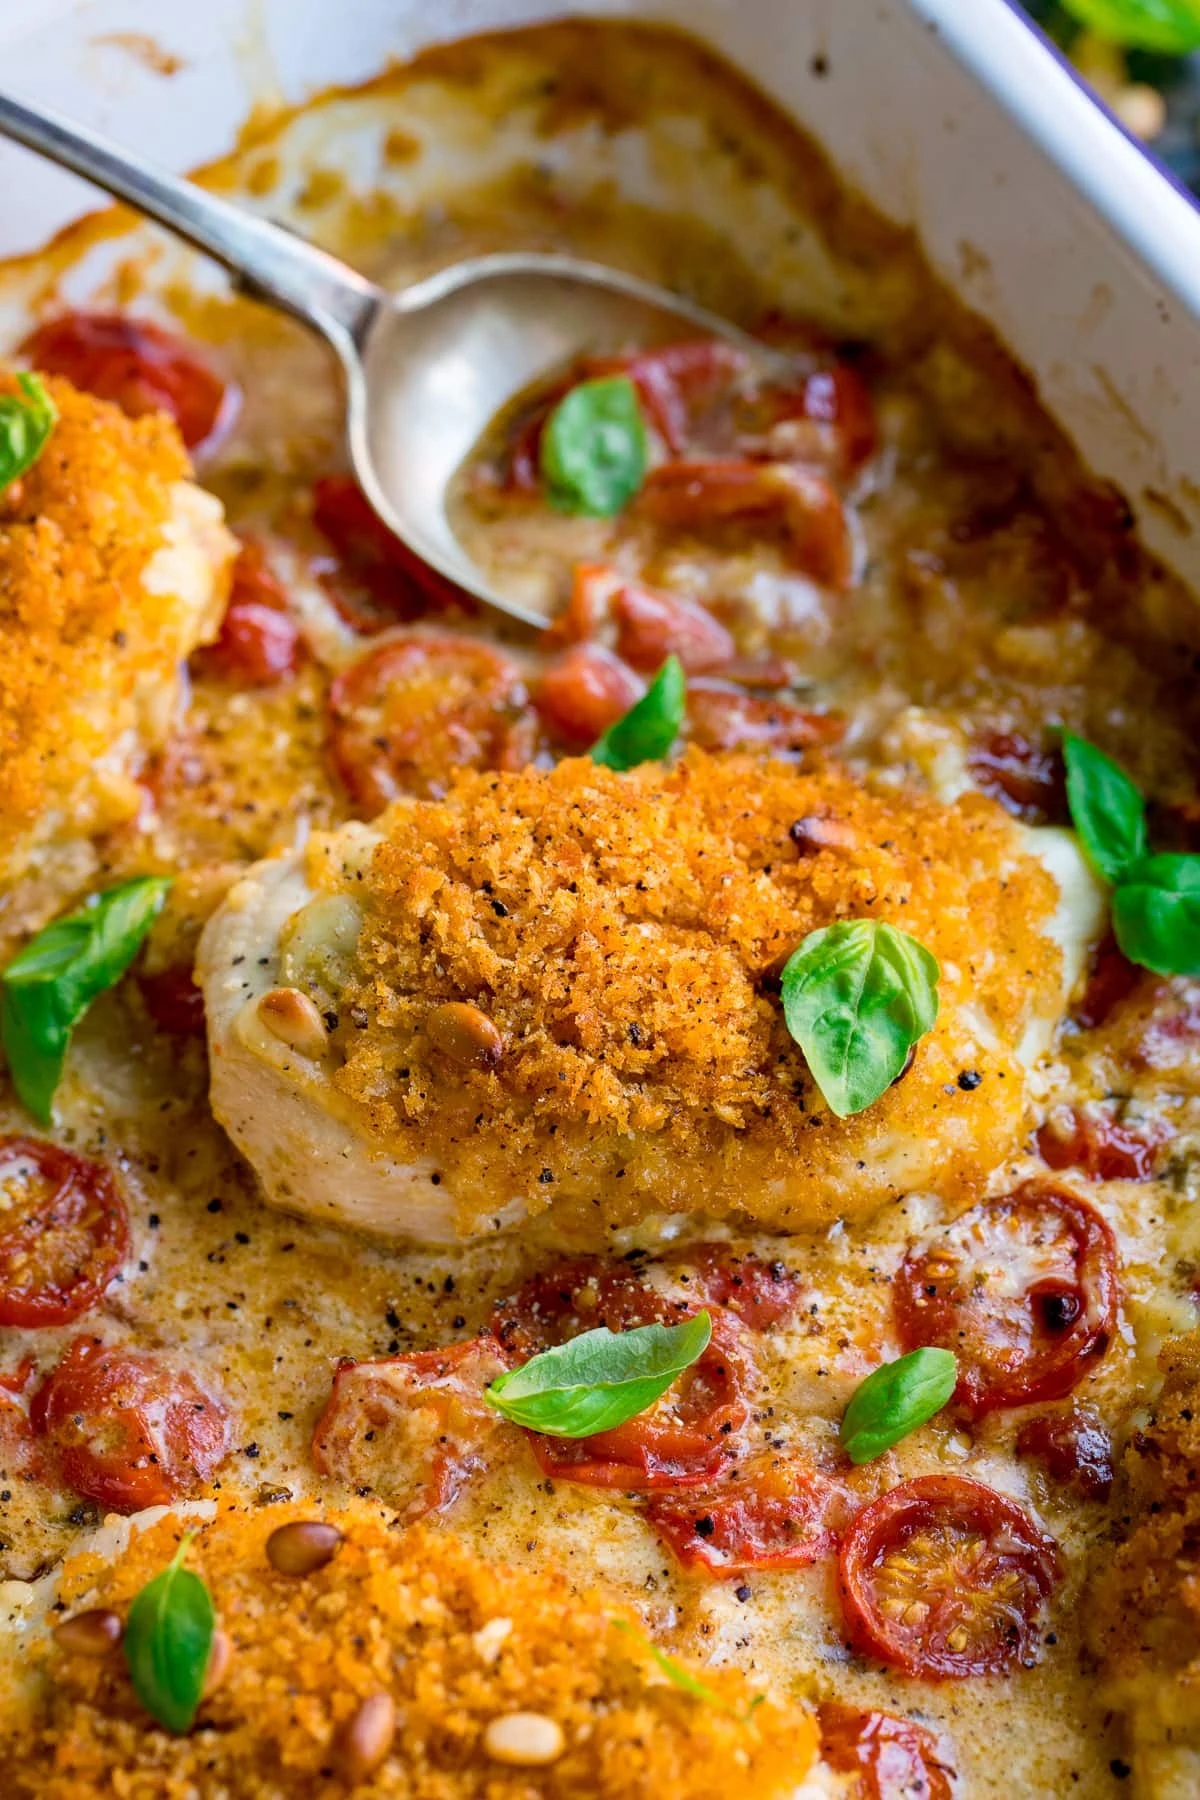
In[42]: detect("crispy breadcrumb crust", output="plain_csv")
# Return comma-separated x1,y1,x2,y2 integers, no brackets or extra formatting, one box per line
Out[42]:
0,371,232,878
1090,1335,1200,1788
5,1498,817,1797
311,749,1062,1235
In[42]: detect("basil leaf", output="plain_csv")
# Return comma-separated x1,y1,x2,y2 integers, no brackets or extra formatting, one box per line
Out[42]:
840,1347,958,1465
540,374,648,516
1,876,171,1123
0,373,57,491
591,656,685,771
611,1620,764,1723
124,1534,215,1735
1112,853,1200,976
485,1309,711,1437
1063,731,1147,884
1059,0,1200,53
780,920,940,1119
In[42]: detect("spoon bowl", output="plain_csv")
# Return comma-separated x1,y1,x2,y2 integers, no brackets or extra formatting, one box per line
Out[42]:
0,91,779,630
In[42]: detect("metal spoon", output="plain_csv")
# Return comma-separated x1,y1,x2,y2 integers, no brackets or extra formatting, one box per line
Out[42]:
0,89,779,630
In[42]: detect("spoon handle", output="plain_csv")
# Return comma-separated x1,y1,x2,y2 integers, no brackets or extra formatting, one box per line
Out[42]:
0,89,380,348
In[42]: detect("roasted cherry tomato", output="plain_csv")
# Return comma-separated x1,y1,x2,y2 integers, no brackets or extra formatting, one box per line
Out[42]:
586,340,748,454
966,732,1068,825
664,1243,804,1331
493,1259,753,1491
613,581,736,675
638,460,851,589
313,474,466,625
31,1337,231,1512
647,1458,851,1575
193,543,304,687
1037,1103,1162,1182
23,310,234,451
893,1183,1119,1416
837,1474,1061,1679
1072,935,1141,1030
818,1702,956,1800
1016,1405,1114,1501
533,644,644,749
311,1338,509,1518
0,1138,128,1328
735,362,877,477
138,965,206,1037
328,633,535,811
686,679,845,756
545,563,625,645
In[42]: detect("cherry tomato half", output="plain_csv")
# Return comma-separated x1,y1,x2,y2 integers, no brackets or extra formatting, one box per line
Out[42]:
313,474,467,626
328,633,536,811
893,1183,1119,1416
647,1458,851,1575
23,310,234,452
664,1243,804,1331
612,582,736,675
31,1337,231,1512
1015,1405,1114,1501
837,1474,1061,1679
0,1138,128,1328
818,1702,956,1800
192,542,304,688
138,965,206,1037
965,733,1068,825
311,1338,510,1519
637,460,851,589
1072,935,1141,1030
686,679,846,756
1037,1104,1162,1183
533,644,644,750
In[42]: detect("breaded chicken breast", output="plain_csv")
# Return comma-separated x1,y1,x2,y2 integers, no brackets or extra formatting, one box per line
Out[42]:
4,1497,817,1798
200,751,1103,1243
1089,1334,1200,1799
0,371,235,886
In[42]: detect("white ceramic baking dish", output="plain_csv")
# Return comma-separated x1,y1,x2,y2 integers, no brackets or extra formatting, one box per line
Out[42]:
2,0,1199,594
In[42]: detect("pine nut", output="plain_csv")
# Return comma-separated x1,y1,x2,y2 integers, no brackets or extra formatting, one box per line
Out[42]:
334,1692,396,1782
258,986,329,1058
483,1710,565,1767
266,1519,344,1576
203,1628,233,1697
426,1001,503,1068
54,1608,122,1655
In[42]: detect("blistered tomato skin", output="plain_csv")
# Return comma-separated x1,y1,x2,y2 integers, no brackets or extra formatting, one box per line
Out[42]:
818,1702,956,1800
647,1458,851,1574
0,1138,128,1328
193,545,304,688
533,644,644,749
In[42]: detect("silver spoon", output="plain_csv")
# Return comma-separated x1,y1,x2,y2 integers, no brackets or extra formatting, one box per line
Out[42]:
0,89,782,630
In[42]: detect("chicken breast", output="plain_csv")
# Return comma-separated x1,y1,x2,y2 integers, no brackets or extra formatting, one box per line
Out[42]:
0,371,235,888
201,750,1103,1244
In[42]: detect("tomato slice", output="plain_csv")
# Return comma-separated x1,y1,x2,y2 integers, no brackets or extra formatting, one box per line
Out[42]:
23,310,235,452
686,679,846,756
0,1139,128,1328
664,1243,804,1331
138,965,206,1037
192,542,304,687
533,644,644,749
586,340,749,454
313,474,466,626
637,460,851,589
818,1702,956,1800
492,1259,754,1491
1072,934,1141,1030
328,632,536,810
613,582,736,675
1037,1103,1162,1182
647,1458,851,1574
1015,1405,1114,1501
965,732,1068,825
837,1474,1061,1679
893,1183,1119,1416
31,1337,231,1512
733,362,877,477
311,1338,509,1518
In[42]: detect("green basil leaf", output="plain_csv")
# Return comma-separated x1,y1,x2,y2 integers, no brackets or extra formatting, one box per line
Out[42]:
1062,731,1147,884
591,656,685,771
123,1533,215,1735
1112,853,1200,976
1058,0,1200,53
840,1347,958,1465
1,876,171,1124
0,373,57,491
485,1309,711,1437
780,920,940,1119
610,1620,764,1723
540,374,648,516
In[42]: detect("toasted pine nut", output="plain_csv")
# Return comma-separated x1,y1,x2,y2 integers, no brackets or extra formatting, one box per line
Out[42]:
203,1628,233,1697
54,1608,122,1655
483,1710,565,1767
789,814,856,855
258,987,329,1058
334,1692,396,1782
266,1519,343,1576
426,1001,503,1068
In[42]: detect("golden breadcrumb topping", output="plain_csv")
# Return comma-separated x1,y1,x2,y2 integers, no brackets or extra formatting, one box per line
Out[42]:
309,749,1062,1234
7,1498,817,1798
0,370,232,879
1090,1334,1200,1790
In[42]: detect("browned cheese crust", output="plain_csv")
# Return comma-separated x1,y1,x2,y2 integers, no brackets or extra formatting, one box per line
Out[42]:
310,748,1063,1234
5,1498,817,1798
